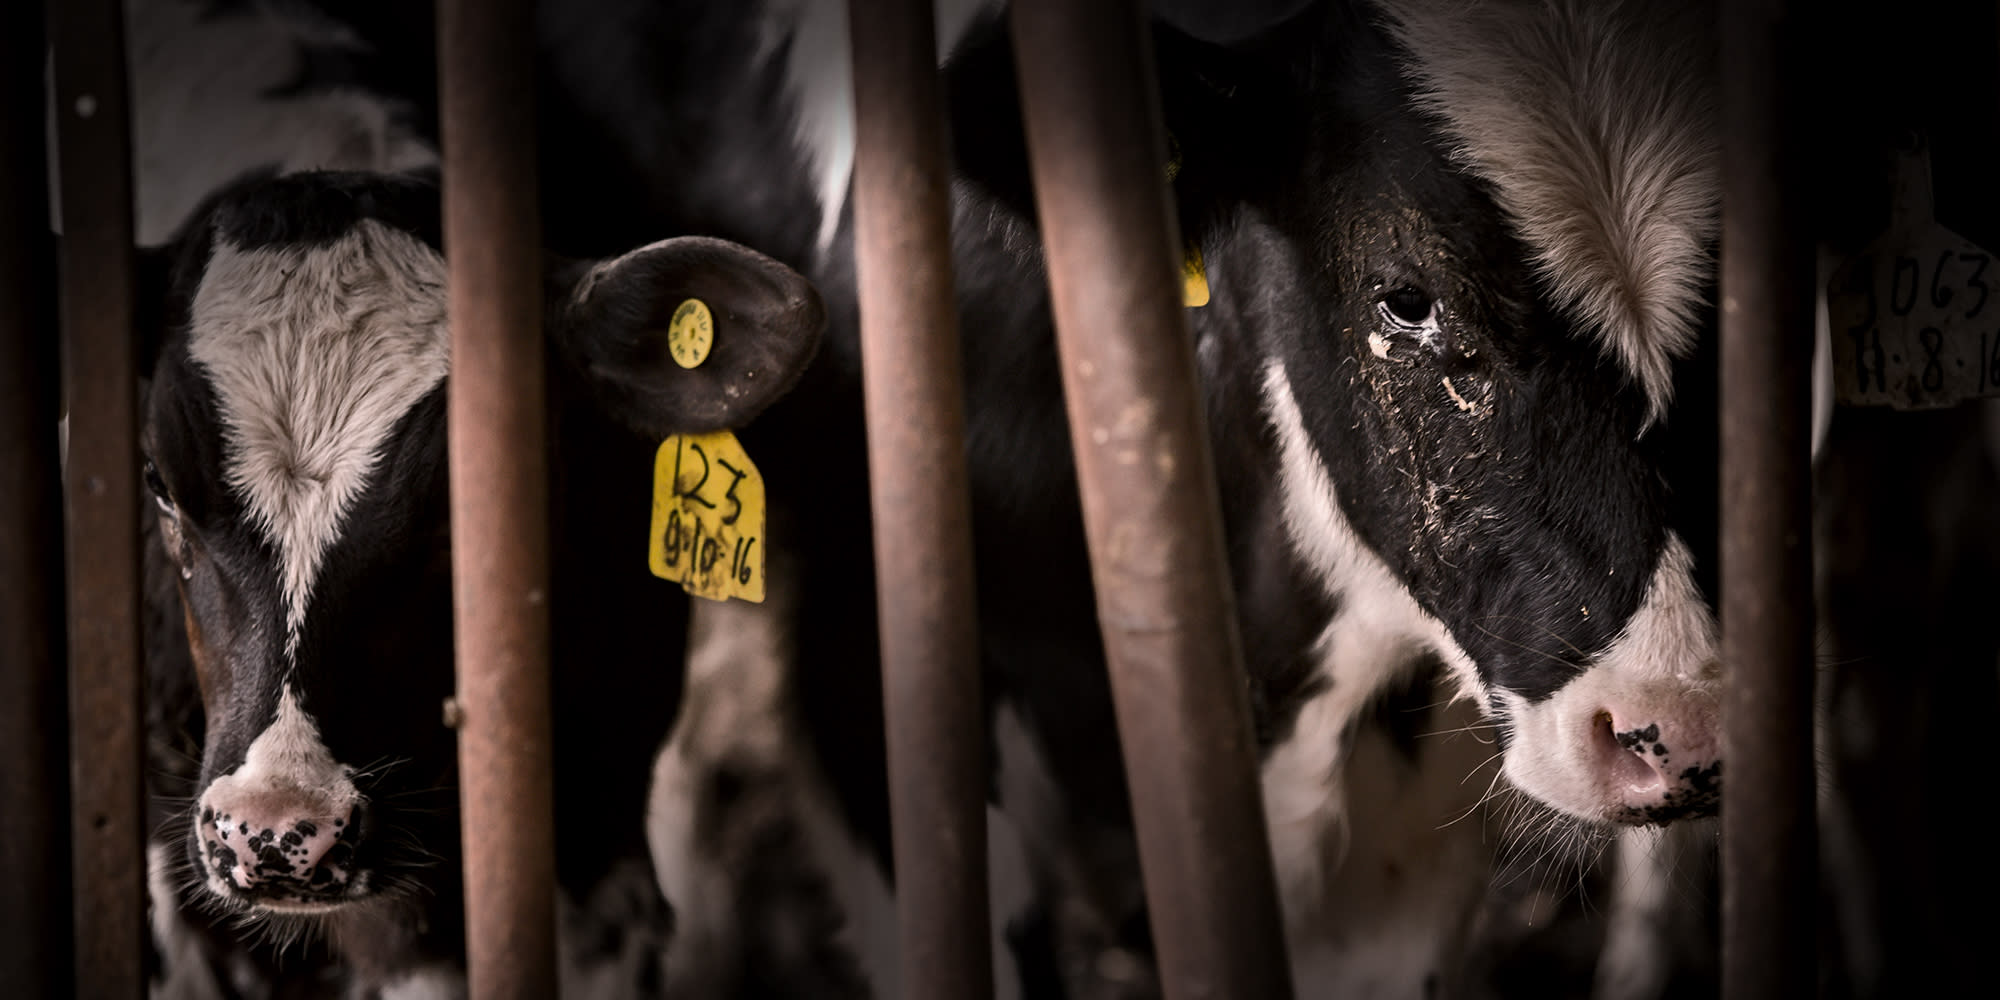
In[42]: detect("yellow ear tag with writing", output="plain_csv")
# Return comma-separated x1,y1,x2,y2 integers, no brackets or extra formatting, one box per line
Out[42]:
668,298,714,369
647,298,765,603
1182,244,1210,308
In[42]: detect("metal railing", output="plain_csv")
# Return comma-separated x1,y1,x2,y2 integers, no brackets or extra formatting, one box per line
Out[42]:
47,0,147,996
16,1,1832,998
437,1,562,996
1720,1,1820,995
849,1,997,996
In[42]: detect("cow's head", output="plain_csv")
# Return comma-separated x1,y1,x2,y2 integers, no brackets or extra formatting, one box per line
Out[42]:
142,169,823,923
1178,0,1721,826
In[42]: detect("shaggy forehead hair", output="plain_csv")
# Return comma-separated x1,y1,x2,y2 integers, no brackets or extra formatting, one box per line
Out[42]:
187,220,450,657
1378,0,1718,425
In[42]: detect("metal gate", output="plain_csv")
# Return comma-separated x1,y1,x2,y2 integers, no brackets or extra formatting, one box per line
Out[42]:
3,0,1878,996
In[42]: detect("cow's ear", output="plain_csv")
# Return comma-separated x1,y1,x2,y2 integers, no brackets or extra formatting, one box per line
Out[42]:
548,237,824,437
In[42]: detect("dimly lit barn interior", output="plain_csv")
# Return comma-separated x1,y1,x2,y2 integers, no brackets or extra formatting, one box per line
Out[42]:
4,1,1998,998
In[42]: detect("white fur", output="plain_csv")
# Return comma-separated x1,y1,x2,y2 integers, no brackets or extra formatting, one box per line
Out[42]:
1260,359,1500,979
1593,820,1719,1000
187,222,449,657
985,805,1031,1000
1282,696,1501,999
652,557,1030,999
1378,0,1718,426
1260,355,1722,991
374,968,467,1000
795,769,903,999
148,842,227,1000
764,0,997,249
195,686,361,896
122,0,437,246
1260,361,1484,703
648,573,795,994
1495,536,1720,824
992,705,1153,998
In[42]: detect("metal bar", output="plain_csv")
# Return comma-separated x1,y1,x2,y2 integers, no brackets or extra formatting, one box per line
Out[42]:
48,0,146,994
1720,0,1818,996
436,1,559,996
1006,2,1294,998
2,1,73,995
848,0,995,997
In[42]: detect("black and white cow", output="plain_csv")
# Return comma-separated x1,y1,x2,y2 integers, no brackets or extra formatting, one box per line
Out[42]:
139,167,824,996
237,0,1729,994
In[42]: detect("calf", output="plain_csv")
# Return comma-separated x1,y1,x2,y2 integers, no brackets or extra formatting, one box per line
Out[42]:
140,167,823,995
255,0,1729,993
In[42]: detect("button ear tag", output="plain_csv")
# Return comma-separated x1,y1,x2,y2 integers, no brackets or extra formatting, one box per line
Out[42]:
1827,142,2000,409
668,299,714,370
649,431,766,604
648,297,764,603
1182,244,1210,308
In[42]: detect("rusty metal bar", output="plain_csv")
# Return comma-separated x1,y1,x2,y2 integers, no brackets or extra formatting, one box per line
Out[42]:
1007,2,1295,997
848,0,995,996
436,0,559,995
2,1,72,995
48,0,147,994
1721,0,1818,996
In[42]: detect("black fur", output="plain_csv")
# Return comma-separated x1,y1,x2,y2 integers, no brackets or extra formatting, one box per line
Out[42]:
140,170,821,993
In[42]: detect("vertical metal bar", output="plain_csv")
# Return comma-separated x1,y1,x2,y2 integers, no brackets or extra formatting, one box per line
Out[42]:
2,2,73,996
1006,2,1294,998
48,0,146,995
1721,0,1818,996
436,1,559,996
849,1,995,997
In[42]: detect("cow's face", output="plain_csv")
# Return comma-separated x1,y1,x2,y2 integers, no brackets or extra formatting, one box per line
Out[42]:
1208,0,1719,826
143,170,823,922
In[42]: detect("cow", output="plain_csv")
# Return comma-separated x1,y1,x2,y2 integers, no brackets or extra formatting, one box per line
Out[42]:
138,166,825,996
232,0,1730,995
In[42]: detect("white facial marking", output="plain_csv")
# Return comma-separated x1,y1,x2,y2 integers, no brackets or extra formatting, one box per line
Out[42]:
188,221,450,658
1379,0,1717,426
206,687,359,813
767,0,998,250
196,686,362,896
1258,359,1494,928
1260,361,1483,697
1494,535,1720,822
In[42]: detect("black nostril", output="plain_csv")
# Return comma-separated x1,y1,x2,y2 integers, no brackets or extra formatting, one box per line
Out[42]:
1597,712,1666,797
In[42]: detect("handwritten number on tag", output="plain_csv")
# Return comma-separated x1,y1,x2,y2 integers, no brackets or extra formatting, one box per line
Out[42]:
674,440,715,511
1847,324,1887,395
649,431,766,603
1962,253,1989,318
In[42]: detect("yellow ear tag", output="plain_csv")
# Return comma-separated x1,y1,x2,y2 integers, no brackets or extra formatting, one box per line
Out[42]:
668,299,714,369
647,296,764,603
1182,244,1210,308
649,431,765,603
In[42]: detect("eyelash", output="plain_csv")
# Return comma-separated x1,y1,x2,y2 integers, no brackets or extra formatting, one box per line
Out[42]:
1380,286,1436,326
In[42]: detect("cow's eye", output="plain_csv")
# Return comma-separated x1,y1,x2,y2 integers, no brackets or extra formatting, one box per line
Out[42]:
143,457,173,509
1381,286,1436,326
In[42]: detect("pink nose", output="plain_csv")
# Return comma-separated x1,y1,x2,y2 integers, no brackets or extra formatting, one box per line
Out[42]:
197,788,359,897
1592,711,1721,823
